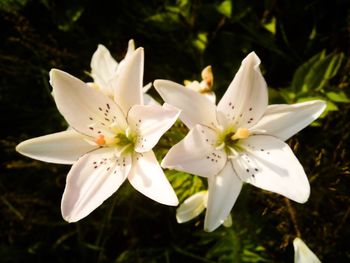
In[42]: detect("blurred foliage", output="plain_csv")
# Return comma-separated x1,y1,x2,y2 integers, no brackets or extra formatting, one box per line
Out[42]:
1,0,349,262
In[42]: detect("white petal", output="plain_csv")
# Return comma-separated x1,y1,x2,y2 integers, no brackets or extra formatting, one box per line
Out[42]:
127,103,180,152
154,79,219,129
176,191,208,223
233,135,310,203
250,100,326,141
161,124,227,178
113,48,144,114
16,130,97,164
217,52,268,128
204,162,243,232
128,151,178,206
204,92,216,104
293,238,321,263
61,148,131,222
143,93,160,106
90,44,118,97
50,69,127,137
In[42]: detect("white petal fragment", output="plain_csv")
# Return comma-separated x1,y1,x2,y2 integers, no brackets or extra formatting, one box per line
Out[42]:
128,103,180,152
16,130,97,164
251,100,326,141
293,238,321,263
61,148,131,222
114,48,144,114
217,52,268,128
176,191,208,223
161,124,227,178
128,151,178,206
233,135,310,203
90,44,118,97
50,69,127,137
154,79,219,129
204,162,242,232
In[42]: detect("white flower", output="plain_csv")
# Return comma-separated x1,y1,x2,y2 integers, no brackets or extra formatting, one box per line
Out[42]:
90,39,158,105
184,65,216,103
176,190,232,227
293,237,321,263
154,52,326,231
16,48,180,222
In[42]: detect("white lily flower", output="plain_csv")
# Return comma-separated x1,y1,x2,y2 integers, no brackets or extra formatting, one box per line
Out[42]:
176,190,232,227
184,65,216,103
90,39,158,105
293,237,321,263
17,48,180,222
154,52,326,231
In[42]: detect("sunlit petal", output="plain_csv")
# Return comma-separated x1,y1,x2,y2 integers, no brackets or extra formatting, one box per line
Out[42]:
128,151,178,206
50,69,127,137
128,103,180,152
154,79,219,129
61,148,131,222
217,52,268,128
16,130,97,164
204,162,242,232
233,135,310,203
162,124,227,178
293,238,321,263
114,48,144,114
90,44,118,97
176,191,208,223
250,100,326,141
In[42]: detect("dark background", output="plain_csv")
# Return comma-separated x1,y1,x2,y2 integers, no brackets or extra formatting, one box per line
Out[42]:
1,0,349,262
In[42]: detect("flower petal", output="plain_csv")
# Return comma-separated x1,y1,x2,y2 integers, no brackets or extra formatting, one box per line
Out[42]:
113,47,144,114
293,238,321,263
127,103,180,152
154,79,219,129
16,130,97,164
176,191,208,223
161,124,227,178
217,52,268,128
61,148,131,222
127,151,178,206
50,69,127,137
90,44,118,97
233,135,310,203
204,162,242,232
250,100,326,141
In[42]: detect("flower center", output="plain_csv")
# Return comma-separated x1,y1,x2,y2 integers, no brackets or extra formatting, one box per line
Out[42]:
217,127,250,157
95,129,136,155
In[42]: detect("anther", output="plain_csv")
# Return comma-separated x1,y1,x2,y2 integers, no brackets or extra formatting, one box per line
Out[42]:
231,128,250,141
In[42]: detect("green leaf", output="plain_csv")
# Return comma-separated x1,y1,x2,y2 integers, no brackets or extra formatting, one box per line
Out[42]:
217,0,232,18
326,91,350,103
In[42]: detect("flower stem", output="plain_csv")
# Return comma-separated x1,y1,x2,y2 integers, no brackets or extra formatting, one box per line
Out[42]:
284,198,302,237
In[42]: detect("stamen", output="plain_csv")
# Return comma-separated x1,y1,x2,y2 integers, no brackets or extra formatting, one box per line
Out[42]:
231,128,250,141
96,134,106,145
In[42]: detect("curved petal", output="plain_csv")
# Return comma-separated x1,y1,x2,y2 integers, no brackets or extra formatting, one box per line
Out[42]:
293,238,321,263
250,100,326,141
161,124,227,178
204,162,242,232
50,69,127,138
176,191,208,223
232,135,310,203
113,47,144,114
143,93,160,106
217,52,268,129
154,79,219,129
16,130,97,164
127,103,180,152
90,44,118,97
128,151,178,206
61,148,131,222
